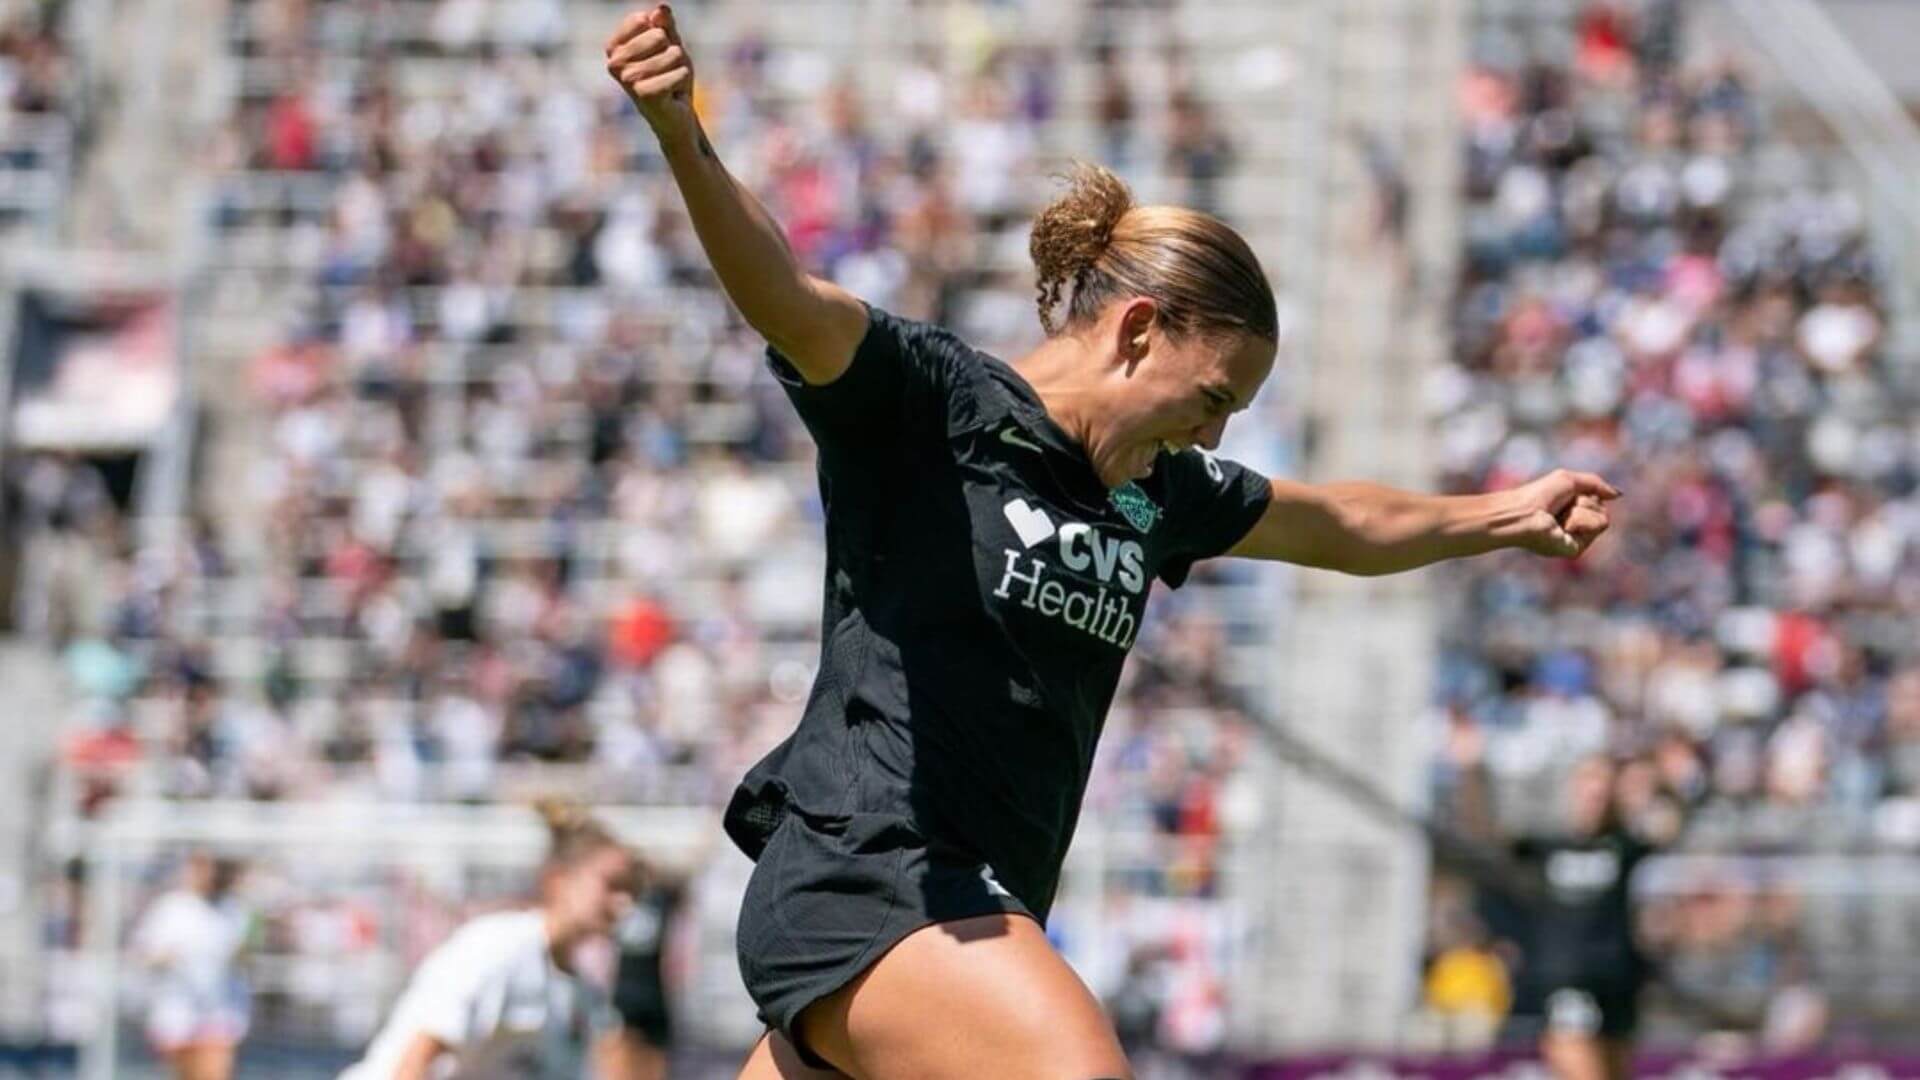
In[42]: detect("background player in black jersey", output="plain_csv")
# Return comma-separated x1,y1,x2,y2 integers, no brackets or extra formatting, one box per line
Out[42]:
599,853,688,1080
1495,755,1679,1080
607,8,1618,1077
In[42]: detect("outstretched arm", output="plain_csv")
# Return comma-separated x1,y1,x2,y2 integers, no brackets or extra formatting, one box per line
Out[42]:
1227,469,1618,575
606,5,866,383
388,1033,449,1080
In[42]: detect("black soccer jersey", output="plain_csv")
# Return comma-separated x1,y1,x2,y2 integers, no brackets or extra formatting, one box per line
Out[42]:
611,882,680,1037
1508,828,1653,994
721,305,1272,919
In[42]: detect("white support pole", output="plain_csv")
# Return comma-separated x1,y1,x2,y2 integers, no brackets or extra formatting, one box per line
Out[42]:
81,823,122,1080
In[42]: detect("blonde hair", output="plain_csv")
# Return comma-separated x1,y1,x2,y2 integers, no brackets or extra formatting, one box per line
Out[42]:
531,797,624,873
1029,162,1276,342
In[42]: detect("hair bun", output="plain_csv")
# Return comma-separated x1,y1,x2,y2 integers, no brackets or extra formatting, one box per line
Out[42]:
532,796,588,835
1030,162,1135,334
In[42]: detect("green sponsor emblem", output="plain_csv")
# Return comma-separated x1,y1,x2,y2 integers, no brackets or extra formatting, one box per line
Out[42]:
1108,482,1161,534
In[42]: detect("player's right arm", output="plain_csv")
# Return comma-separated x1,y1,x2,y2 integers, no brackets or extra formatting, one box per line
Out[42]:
606,5,867,385
385,1032,449,1080
359,921,500,1079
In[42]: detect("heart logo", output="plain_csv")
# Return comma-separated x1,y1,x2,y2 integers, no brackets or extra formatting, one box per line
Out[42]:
1002,498,1055,549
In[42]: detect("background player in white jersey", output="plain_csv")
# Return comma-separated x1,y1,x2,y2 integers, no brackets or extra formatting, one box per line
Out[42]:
341,799,635,1079
131,852,252,1080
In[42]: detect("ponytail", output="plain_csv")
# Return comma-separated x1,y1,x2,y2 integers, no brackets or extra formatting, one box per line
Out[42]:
1028,161,1276,343
532,797,622,872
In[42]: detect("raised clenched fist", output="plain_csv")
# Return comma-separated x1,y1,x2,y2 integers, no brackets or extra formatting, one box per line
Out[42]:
605,5,696,142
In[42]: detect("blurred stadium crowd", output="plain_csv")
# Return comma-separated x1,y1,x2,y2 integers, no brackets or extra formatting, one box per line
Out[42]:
5,0,1265,1058
0,0,72,232
8,0,1920,1064
0,6,65,118
1423,0,1917,1046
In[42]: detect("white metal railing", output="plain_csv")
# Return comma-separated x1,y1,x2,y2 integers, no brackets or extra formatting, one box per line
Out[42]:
219,0,1294,58
48,757,727,815
60,800,712,1079
1636,852,1920,1021
44,798,1248,1076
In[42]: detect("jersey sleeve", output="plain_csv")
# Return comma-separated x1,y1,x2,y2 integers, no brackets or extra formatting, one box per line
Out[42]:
389,929,508,1047
764,304,974,458
130,895,183,960
1155,448,1273,587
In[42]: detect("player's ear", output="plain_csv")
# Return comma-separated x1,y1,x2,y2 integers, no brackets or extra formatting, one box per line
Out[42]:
1115,298,1156,373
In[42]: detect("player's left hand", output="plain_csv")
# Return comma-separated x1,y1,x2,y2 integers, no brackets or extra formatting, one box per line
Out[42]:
1500,469,1619,559
606,4,696,143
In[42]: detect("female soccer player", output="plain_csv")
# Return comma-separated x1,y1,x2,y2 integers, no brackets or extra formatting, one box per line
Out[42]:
600,855,688,1080
1501,755,1675,1080
132,852,251,1080
606,8,1618,1076
341,800,635,1080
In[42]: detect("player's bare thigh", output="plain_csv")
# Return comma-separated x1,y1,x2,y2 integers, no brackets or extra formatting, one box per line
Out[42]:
794,913,1132,1080
164,1043,236,1080
1540,1032,1630,1080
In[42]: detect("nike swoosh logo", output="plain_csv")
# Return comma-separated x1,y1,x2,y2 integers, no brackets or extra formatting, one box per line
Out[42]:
998,426,1043,453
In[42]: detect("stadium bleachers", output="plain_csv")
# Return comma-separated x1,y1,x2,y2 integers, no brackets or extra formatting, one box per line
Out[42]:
1425,0,1920,1043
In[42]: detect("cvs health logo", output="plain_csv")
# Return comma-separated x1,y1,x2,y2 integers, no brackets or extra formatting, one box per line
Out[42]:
992,498,1145,649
